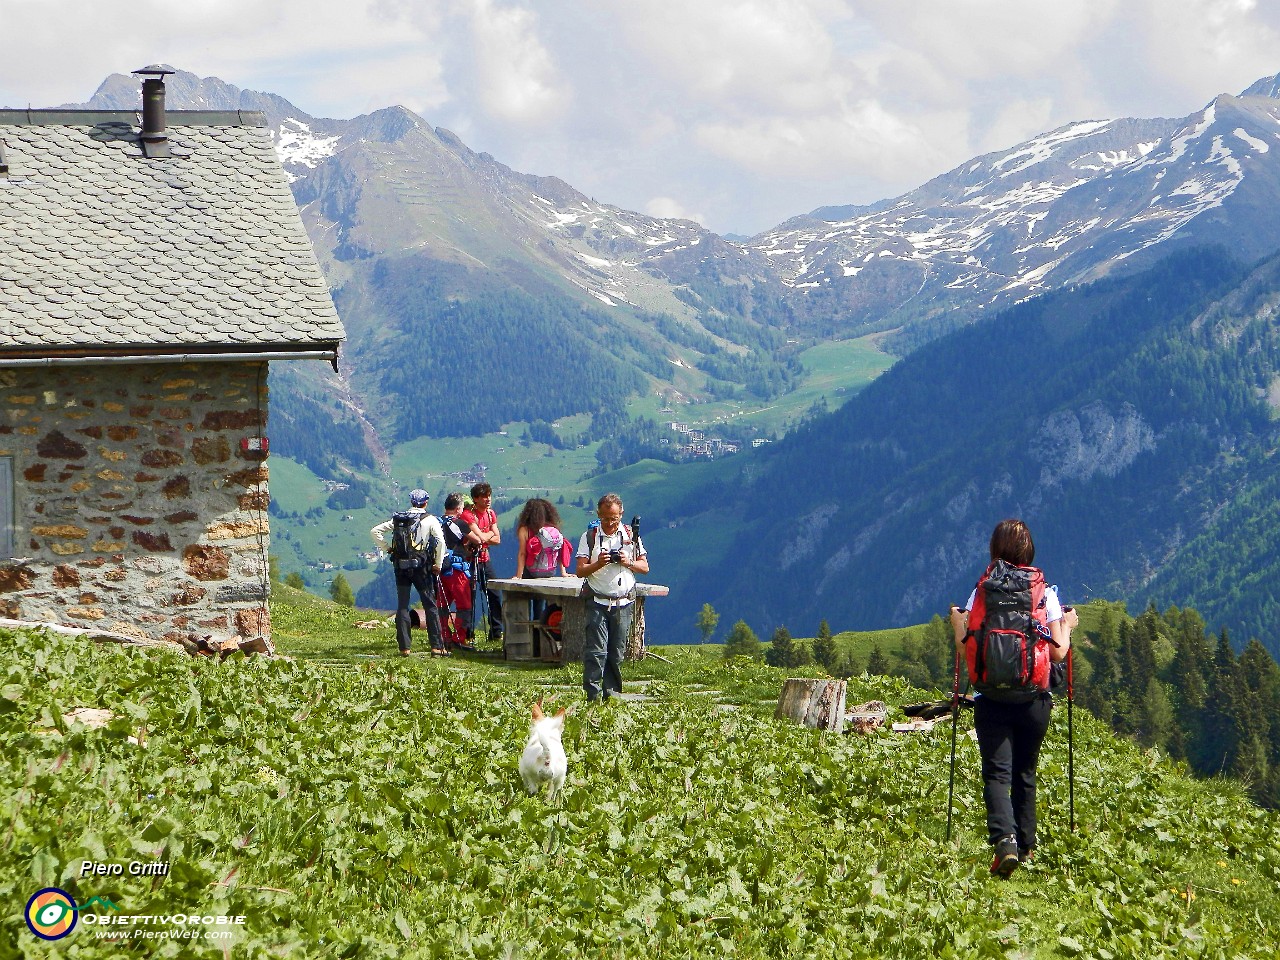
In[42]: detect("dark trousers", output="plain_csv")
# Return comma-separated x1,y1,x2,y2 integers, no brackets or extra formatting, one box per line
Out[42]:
394,565,442,653
583,600,633,701
974,694,1053,850
474,559,503,639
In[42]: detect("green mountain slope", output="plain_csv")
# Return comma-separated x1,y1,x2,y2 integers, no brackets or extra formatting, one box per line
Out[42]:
641,246,1280,661
288,108,799,447
7,614,1280,958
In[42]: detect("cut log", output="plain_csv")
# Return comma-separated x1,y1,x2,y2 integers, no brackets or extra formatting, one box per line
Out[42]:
775,678,847,732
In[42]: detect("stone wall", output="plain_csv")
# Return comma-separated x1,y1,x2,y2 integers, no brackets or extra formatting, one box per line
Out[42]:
0,361,274,653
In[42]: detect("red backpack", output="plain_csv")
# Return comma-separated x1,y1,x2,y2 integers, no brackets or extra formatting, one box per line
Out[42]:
964,559,1052,702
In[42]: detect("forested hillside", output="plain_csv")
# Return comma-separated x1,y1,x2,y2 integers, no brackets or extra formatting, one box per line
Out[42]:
643,246,1280,660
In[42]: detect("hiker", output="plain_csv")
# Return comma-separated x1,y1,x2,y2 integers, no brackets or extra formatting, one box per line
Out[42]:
575,493,648,702
462,482,504,645
370,489,447,657
950,518,1077,875
514,497,571,623
439,493,479,647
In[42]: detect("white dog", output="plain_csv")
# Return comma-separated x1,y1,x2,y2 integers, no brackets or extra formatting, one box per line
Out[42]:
519,702,568,799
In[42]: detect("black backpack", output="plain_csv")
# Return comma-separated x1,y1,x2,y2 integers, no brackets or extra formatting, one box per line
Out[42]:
389,511,437,571
964,560,1053,703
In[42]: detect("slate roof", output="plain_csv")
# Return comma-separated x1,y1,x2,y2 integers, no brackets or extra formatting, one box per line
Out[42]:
0,109,344,362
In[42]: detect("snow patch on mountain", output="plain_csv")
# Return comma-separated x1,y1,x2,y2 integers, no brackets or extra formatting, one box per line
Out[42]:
993,120,1114,177
274,118,341,179
1234,128,1270,152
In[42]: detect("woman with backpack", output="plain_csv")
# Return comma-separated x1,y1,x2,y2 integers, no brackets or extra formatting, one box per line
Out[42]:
514,498,571,623
949,519,1078,877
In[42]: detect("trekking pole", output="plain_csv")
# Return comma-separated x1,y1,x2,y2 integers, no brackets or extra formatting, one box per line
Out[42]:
473,561,490,643
1067,645,1076,833
946,641,961,843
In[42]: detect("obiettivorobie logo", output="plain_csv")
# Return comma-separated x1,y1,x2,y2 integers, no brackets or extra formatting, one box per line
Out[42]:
25,889,122,940
25,886,245,945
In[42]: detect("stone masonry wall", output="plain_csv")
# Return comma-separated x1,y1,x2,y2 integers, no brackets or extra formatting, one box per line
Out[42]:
0,361,273,653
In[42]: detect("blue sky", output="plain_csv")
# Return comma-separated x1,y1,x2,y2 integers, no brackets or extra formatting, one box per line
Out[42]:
3,0,1279,235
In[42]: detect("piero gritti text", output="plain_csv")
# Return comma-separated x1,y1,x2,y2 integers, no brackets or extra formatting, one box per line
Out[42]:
80,859,171,878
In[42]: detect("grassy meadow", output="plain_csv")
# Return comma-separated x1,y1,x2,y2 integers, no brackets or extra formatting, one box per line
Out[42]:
5,588,1280,958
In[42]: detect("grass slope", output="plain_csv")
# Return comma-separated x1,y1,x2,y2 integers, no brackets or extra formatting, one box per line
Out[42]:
5,593,1279,958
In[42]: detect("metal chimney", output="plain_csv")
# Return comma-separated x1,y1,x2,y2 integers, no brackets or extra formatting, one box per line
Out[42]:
132,64,175,158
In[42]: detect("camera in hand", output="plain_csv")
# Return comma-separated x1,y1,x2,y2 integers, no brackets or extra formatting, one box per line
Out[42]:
609,550,623,564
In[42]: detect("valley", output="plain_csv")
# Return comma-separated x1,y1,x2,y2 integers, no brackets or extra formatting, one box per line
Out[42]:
70,66,1280,658
269,333,896,605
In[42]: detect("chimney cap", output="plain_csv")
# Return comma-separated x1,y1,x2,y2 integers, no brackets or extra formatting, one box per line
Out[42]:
132,64,176,79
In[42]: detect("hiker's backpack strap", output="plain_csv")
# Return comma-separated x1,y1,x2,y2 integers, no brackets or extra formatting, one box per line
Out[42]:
964,560,998,684
588,524,631,562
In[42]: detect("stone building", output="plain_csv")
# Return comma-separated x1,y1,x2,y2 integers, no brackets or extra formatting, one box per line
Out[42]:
0,67,344,654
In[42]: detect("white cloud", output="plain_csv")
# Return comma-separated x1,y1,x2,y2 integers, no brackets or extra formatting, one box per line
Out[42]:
645,196,706,225
695,101,940,185
0,0,447,117
461,0,569,125
2,0,1279,233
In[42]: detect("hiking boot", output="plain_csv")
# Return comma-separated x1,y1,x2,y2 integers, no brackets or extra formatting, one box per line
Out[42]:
990,835,1019,877
1020,848,1035,866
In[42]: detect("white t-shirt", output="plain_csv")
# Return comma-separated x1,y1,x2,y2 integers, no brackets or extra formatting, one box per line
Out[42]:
577,525,647,605
964,583,1062,622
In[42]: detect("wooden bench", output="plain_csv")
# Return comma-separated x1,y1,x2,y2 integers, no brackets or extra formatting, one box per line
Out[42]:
487,577,669,664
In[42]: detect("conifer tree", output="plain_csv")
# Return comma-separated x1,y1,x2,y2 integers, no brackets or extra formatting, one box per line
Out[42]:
766,626,794,667
1167,630,1208,761
1081,604,1123,724
866,643,890,676
330,573,355,607
812,619,837,671
1111,620,1138,735
1130,607,1159,693
1139,677,1175,751
723,620,762,661
921,614,951,686
1199,629,1241,776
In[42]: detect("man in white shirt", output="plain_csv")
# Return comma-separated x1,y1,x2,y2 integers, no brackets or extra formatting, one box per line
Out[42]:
370,489,446,656
575,493,649,701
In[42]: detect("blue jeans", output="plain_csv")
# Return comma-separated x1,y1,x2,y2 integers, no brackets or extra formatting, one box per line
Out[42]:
583,600,633,701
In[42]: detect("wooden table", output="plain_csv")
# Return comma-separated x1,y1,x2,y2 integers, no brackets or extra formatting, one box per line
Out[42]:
487,577,669,665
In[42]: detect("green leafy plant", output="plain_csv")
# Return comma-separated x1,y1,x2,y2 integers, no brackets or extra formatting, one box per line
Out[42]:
4,597,1278,958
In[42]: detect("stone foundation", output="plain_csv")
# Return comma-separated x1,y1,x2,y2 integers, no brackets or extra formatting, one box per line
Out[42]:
0,362,274,652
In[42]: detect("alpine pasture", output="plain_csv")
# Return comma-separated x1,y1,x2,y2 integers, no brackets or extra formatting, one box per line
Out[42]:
6,589,1280,958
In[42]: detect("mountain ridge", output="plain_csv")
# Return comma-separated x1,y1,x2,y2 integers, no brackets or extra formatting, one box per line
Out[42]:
640,244,1280,661
59,68,1280,653
71,67,1280,350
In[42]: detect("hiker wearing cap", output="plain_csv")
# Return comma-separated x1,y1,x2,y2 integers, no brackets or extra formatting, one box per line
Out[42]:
461,482,504,645
371,489,447,656
575,493,648,702
950,519,1077,875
